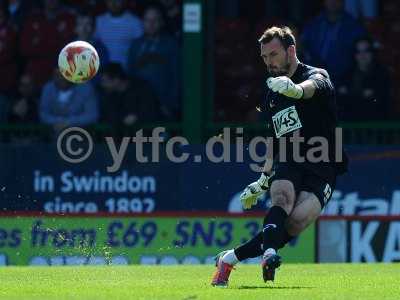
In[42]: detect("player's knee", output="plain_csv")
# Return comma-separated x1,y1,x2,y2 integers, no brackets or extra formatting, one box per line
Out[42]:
286,217,306,236
286,213,314,236
271,190,293,210
270,181,295,212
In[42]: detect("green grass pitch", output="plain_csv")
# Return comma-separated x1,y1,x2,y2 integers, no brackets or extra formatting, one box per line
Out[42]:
0,264,398,300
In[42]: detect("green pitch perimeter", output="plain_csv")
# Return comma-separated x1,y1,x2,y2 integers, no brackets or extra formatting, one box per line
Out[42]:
0,264,398,300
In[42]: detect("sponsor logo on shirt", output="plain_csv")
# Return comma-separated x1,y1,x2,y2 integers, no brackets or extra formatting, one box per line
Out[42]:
272,106,302,138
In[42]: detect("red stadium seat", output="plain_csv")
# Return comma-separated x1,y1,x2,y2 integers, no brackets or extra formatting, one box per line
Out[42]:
19,10,75,85
215,18,250,44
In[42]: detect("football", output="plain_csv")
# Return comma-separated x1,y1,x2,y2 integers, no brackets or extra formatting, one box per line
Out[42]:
58,41,99,84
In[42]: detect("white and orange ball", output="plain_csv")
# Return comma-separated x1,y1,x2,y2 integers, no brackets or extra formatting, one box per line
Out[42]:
58,41,99,84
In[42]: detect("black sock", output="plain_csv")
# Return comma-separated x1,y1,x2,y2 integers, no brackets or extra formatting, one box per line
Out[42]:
234,232,263,261
262,206,288,252
234,228,295,261
277,229,295,249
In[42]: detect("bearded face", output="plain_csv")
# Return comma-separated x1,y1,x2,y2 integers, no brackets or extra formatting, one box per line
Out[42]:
261,38,292,77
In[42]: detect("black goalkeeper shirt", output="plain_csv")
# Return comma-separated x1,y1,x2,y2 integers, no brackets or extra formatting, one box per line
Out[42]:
265,62,348,181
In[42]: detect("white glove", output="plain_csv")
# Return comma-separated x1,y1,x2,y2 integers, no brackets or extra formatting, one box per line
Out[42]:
240,173,271,210
267,76,303,99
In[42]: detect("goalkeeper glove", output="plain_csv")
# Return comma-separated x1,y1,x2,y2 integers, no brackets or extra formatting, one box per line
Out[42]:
240,173,272,210
267,76,303,99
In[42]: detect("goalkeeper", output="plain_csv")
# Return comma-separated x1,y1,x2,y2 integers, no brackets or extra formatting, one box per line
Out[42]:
211,26,348,287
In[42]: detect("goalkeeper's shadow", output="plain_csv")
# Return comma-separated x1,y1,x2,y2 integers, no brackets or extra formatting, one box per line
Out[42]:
237,285,314,290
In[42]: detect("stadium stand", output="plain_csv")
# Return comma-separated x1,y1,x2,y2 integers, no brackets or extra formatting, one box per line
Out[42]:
0,0,398,143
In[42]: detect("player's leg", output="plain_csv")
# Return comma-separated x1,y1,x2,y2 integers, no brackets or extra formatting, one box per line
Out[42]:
214,177,331,286
211,179,297,287
232,191,317,264
220,190,321,285
260,177,299,281
212,164,302,286
222,180,298,266
212,216,285,286
286,172,334,236
211,251,235,287
261,165,336,281
285,191,322,236
212,228,266,286
262,179,296,247
232,221,292,260
237,191,321,251
211,188,308,287
219,163,301,283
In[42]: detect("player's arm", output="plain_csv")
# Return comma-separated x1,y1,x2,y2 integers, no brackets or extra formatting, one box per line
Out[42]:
298,72,332,99
262,157,274,175
297,79,317,99
267,70,332,100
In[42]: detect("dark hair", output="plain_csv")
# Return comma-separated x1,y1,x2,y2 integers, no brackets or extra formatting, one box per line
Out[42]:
102,63,127,80
258,26,296,49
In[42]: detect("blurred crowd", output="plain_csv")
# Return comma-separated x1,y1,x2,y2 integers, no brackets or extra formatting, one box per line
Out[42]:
0,0,398,130
215,0,399,122
0,0,181,129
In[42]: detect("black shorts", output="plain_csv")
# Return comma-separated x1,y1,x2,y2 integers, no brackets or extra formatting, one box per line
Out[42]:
270,162,336,209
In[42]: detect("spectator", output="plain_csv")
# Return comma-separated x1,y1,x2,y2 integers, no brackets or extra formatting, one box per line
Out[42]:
94,0,143,68
7,0,32,28
301,0,366,85
39,69,98,130
159,0,181,38
9,73,39,123
337,37,391,121
0,0,18,96
100,63,159,125
345,0,378,20
19,0,75,85
127,6,180,120
75,13,109,69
